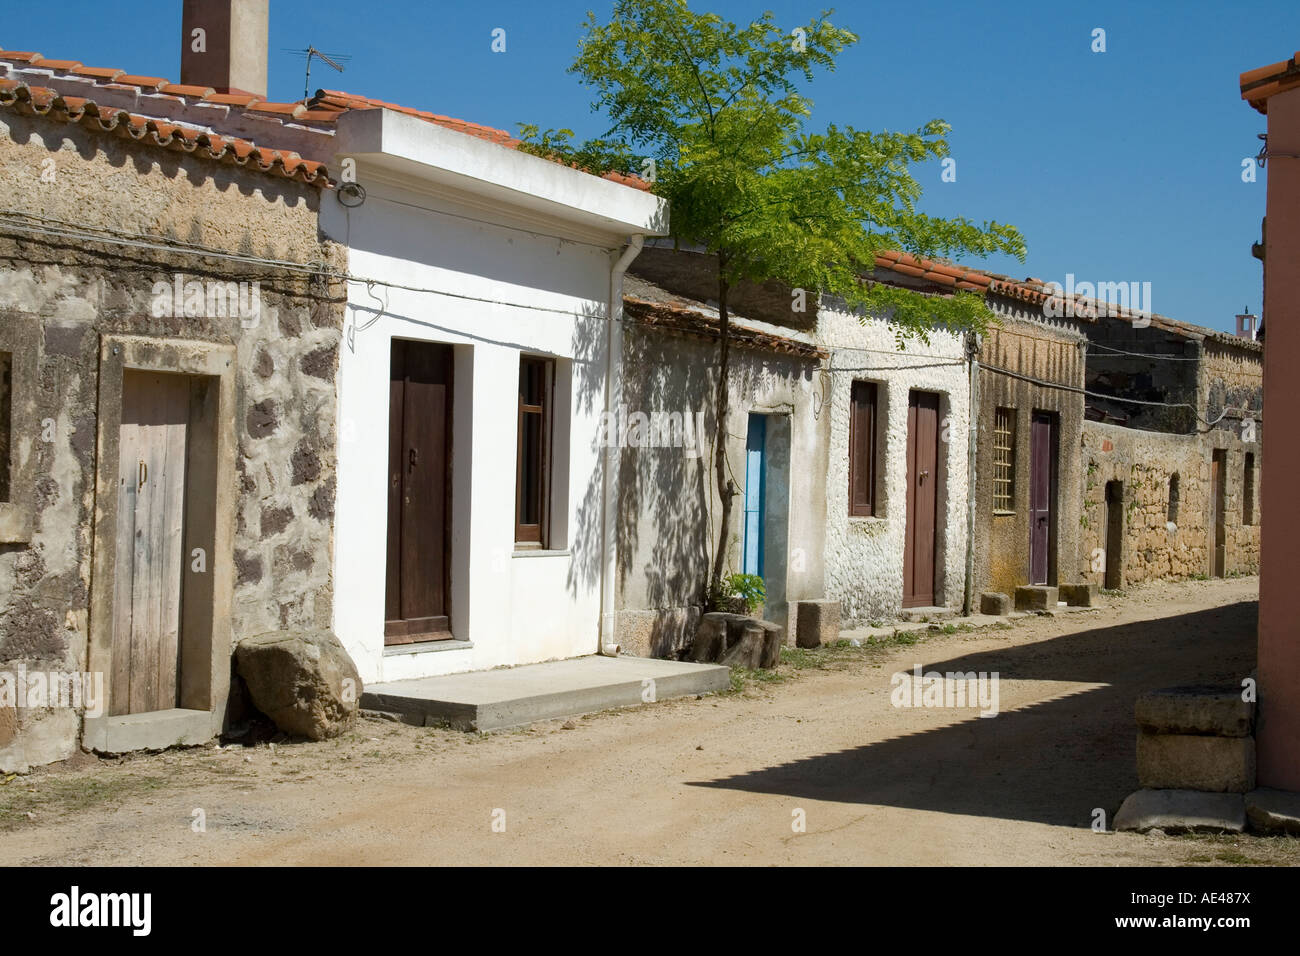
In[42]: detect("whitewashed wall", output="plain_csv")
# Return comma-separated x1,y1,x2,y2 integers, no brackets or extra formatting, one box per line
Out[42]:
815,305,970,624
323,174,616,684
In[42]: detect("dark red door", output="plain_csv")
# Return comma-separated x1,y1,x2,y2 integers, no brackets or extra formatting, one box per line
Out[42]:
903,391,939,608
386,340,452,644
1029,412,1055,585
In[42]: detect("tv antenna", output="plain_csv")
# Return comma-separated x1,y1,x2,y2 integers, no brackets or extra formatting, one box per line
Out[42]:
283,47,351,101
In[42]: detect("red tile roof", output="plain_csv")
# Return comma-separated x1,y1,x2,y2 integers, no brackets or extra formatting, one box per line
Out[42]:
1241,52,1300,113
870,250,1261,352
0,76,328,184
0,48,652,191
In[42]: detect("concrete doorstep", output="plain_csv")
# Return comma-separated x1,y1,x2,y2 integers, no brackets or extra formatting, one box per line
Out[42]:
360,655,730,732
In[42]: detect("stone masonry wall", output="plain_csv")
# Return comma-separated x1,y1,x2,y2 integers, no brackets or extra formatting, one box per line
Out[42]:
0,111,345,771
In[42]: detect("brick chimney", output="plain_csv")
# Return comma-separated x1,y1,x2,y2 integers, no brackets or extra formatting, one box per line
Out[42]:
180,0,269,98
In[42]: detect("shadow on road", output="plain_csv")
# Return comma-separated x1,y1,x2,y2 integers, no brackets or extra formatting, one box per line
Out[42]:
689,601,1257,827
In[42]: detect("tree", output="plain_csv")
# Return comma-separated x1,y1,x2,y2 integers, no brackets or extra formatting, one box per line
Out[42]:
520,0,1026,603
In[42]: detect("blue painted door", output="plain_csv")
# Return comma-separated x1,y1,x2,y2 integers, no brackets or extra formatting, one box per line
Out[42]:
742,414,766,576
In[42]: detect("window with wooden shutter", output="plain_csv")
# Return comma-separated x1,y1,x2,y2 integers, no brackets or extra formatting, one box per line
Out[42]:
993,407,1015,513
516,356,554,547
848,381,878,516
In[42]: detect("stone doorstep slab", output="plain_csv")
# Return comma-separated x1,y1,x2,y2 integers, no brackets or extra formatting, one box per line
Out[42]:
83,708,218,754
1114,789,1246,833
360,655,731,732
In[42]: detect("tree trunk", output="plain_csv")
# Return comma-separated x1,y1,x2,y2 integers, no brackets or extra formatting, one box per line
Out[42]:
710,262,734,600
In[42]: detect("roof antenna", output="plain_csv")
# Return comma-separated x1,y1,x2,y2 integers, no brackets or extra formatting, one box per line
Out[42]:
283,47,350,102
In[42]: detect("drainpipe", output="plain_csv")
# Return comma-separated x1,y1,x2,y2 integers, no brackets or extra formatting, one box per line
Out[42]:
963,331,981,616
599,234,645,656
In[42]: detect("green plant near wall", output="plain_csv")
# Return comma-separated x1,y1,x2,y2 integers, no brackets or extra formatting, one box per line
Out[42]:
712,573,766,614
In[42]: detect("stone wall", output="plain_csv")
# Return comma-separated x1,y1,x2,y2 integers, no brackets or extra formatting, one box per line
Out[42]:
975,307,1087,597
1078,422,1260,587
0,110,345,770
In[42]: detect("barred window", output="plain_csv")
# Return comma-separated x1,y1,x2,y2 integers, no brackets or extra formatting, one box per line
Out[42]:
993,407,1015,513
0,351,11,503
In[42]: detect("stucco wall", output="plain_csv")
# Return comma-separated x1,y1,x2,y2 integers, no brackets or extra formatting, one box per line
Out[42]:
613,321,827,657
0,112,344,771
815,303,970,624
323,172,620,684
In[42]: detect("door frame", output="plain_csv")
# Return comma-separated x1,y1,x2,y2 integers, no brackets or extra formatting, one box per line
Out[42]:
384,338,454,645
903,390,941,608
87,335,236,749
1028,411,1058,586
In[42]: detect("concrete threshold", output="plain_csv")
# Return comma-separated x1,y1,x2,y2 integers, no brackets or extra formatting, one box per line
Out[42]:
360,655,731,731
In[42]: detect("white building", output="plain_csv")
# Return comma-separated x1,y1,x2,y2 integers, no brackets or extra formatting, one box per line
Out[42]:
322,107,667,683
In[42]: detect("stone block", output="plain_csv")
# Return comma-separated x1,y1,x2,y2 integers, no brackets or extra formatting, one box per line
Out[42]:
1059,583,1098,607
1137,732,1256,793
793,599,840,649
1245,788,1300,835
1014,585,1058,611
1114,789,1246,833
1135,685,1254,737
979,591,1012,616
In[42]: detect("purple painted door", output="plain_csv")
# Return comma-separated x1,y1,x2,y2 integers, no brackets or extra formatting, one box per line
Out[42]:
1029,413,1054,585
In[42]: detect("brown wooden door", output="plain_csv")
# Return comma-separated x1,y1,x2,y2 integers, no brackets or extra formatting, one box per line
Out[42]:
111,371,189,716
1211,450,1226,577
386,340,453,644
1029,413,1054,585
903,391,939,608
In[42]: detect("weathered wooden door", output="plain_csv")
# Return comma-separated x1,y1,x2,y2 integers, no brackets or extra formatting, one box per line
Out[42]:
742,414,766,577
111,371,190,716
1029,413,1054,585
1211,449,1227,577
386,340,452,644
903,391,939,608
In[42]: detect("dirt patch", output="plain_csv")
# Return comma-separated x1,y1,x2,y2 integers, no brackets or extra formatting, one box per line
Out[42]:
1,576,1290,866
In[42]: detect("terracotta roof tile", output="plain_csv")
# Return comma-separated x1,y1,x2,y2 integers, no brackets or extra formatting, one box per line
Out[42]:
31,59,83,71
159,83,216,98
0,79,328,186
68,65,123,81
1,49,653,191
112,74,169,91
1240,51,1300,113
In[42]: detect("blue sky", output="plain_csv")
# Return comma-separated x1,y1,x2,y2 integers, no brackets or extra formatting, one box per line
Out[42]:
3,0,1296,332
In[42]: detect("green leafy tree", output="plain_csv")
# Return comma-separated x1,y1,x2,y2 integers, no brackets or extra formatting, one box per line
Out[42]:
521,0,1026,598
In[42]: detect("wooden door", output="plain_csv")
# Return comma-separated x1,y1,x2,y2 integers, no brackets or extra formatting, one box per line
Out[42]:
1104,480,1124,590
742,414,766,577
110,371,190,716
903,391,939,608
1211,450,1226,577
1029,413,1054,585
386,340,452,644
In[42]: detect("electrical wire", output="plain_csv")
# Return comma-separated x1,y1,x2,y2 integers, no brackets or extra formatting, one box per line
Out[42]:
0,210,608,320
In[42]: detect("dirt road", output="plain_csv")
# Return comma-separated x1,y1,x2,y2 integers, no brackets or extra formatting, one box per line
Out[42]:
1,576,1291,866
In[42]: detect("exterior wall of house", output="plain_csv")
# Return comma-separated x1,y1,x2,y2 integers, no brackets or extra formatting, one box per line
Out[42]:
815,304,970,624
324,172,620,684
974,310,1086,597
1255,80,1300,789
613,322,827,657
0,111,344,771
1076,422,1260,586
